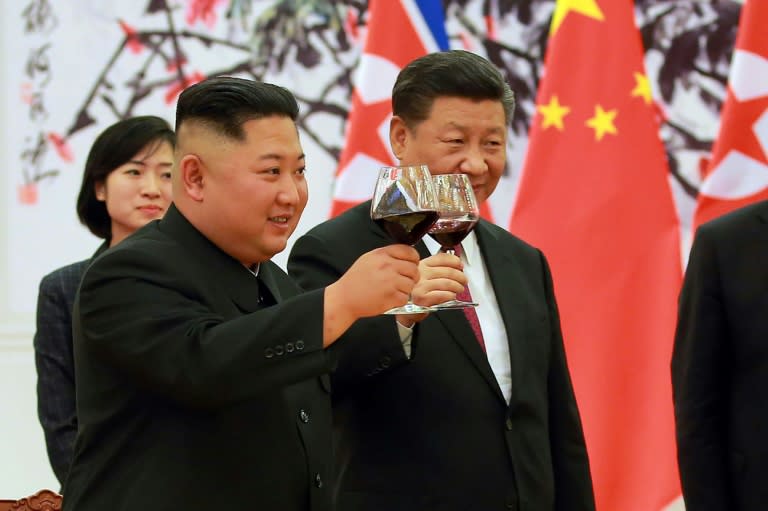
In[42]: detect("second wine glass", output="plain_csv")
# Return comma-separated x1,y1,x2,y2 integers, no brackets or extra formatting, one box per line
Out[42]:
370,165,439,314
428,173,480,310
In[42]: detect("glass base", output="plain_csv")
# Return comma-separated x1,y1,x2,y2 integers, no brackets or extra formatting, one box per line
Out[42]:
382,302,436,315
430,299,478,310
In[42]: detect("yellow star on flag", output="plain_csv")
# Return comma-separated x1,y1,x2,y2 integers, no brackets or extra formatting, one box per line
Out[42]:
538,95,571,131
585,105,618,141
631,72,653,104
550,0,605,36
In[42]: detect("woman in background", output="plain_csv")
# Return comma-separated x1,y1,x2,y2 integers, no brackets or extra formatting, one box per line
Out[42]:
33,116,175,487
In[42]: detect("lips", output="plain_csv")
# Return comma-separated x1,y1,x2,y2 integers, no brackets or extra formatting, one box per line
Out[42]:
138,205,163,214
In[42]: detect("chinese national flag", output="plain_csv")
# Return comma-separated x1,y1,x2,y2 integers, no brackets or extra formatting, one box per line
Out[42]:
329,0,449,217
693,0,768,229
509,1,682,510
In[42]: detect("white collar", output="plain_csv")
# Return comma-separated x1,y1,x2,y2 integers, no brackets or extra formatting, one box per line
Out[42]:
421,230,478,265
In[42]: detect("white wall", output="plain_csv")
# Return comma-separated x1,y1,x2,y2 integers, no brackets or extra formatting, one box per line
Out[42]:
0,10,59,495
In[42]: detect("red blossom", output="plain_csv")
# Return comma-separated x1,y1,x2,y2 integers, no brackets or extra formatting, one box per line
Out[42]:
118,19,144,54
186,0,225,29
484,15,497,41
166,55,188,72
164,71,206,105
18,183,38,205
48,132,74,162
20,82,33,104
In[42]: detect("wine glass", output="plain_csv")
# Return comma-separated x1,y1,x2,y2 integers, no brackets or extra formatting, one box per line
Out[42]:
370,165,440,314
428,173,480,310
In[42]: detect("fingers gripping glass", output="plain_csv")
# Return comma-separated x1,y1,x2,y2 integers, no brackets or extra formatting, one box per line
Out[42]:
370,165,439,315
427,174,480,310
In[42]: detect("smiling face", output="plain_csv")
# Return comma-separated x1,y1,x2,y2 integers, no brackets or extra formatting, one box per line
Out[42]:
176,115,308,266
95,140,174,246
390,96,507,204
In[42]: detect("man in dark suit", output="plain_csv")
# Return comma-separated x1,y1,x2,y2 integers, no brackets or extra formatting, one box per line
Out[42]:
288,50,595,511
672,199,768,511
61,77,422,511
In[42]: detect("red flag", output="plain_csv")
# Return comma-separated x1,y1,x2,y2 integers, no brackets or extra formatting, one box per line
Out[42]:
328,1,504,220
509,1,682,510
694,0,768,229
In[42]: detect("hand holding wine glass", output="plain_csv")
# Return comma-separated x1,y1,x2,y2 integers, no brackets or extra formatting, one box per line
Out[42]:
370,165,439,314
427,173,480,309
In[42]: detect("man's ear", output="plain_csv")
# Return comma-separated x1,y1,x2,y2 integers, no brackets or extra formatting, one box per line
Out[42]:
389,116,408,160
178,154,205,202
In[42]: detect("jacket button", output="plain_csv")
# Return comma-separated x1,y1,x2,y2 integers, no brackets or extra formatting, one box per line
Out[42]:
314,473,323,488
264,348,274,359
286,342,294,353
296,340,305,350
299,409,310,423
275,345,284,356
505,418,513,431
380,355,391,368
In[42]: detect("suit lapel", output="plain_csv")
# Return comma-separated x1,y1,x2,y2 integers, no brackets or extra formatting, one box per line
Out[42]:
433,305,505,401
475,221,527,407
257,263,285,304
159,205,263,313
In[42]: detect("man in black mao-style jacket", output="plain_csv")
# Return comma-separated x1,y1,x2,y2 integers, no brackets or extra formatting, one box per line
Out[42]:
288,51,594,511
62,77,423,511
672,199,768,510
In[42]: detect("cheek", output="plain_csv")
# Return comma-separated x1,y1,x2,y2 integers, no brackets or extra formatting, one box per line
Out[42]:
297,181,309,210
160,181,173,204
484,160,505,191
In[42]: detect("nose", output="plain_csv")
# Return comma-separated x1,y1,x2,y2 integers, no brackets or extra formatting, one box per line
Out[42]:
141,172,162,198
459,145,488,176
276,173,300,206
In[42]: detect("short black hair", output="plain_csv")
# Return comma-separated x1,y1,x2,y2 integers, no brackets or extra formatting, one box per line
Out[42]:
76,116,175,240
392,50,515,130
175,76,299,140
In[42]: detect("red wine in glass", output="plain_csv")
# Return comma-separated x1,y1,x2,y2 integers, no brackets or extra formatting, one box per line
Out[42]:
428,216,477,248
428,174,480,310
374,211,440,246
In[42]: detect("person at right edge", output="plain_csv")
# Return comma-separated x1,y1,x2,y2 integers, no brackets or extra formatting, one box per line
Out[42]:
672,199,768,510
288,50,595,511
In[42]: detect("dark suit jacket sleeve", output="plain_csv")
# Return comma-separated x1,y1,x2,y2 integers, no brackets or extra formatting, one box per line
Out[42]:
671,225,730,510
288,232,410,395
538,251,596,511
75,245,333,410
34,268,80,485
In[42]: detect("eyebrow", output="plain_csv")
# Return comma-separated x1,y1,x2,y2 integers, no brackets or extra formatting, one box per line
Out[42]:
445,122,505,135
258,153,306,161
128,160,174,167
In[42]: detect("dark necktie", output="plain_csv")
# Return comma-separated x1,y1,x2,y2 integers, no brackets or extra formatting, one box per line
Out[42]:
249,264,276,306
256,276,276,306
452,244,486,351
